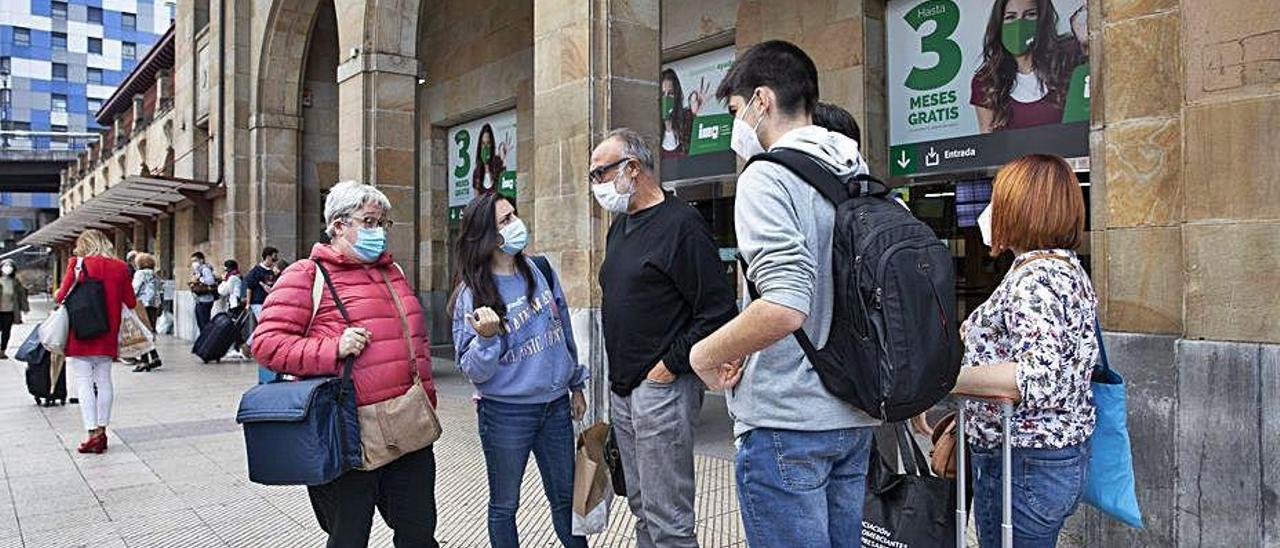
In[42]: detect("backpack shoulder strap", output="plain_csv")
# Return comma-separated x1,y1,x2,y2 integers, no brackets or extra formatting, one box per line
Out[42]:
306,260,326,332
746,149,849,206
530,255,557,294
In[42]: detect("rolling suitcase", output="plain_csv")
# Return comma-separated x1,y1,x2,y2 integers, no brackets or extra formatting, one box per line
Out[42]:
955,399,1014,548
192,312,238,363
25,354,67,407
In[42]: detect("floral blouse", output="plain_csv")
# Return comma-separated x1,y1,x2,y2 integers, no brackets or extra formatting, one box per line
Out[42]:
961,249,1098,449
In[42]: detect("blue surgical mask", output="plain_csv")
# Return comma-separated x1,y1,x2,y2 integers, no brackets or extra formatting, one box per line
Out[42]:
499,218,529,255
352,227,386,262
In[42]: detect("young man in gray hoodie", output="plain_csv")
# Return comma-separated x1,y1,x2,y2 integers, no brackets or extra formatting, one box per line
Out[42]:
690,41,880,548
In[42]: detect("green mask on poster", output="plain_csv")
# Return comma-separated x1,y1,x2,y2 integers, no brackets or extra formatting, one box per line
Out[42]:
661,96,675,120
479,143,492,163
1002,18,1037,56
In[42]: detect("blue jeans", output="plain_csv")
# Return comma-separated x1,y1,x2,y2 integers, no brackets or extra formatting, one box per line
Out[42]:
477,396,586,548
971,441,1092,548
735,427,874,548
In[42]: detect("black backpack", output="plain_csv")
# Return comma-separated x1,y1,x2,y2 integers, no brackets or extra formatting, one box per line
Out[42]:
741,149,960,422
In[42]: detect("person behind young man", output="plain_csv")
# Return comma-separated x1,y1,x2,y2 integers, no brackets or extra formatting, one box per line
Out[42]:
812,101,860,145
243,246,279,320
189,252,218,333
590,128,737,548
688,41,880,548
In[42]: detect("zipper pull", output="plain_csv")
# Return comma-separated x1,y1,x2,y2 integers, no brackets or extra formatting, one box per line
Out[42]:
873,287,883,309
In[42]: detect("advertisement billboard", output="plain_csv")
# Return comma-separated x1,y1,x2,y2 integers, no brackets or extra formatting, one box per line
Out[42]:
659,47,737,183
887,0,1090,177
448,110,518,220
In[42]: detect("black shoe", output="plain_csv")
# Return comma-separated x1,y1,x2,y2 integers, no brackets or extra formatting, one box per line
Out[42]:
146,362,163,372
132,365,148,372
69,398,79,404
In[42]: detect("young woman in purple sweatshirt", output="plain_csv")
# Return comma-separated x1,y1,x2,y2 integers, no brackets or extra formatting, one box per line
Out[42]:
450,193,588,548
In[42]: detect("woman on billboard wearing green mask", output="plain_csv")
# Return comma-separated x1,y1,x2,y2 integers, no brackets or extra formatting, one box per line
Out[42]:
971,0,1083,133
471,123,509,195
660,69,694,157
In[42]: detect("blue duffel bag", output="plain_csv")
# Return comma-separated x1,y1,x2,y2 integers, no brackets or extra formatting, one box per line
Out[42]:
235,262,362,486
236,359,361,485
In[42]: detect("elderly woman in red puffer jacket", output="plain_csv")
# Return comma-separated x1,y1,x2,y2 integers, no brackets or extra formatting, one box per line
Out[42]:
251,180,440,548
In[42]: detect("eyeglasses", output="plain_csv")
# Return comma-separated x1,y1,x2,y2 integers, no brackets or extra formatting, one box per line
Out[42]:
344,215,394,230
588,157,634,185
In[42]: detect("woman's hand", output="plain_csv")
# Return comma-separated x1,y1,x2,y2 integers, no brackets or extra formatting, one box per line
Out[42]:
571,390,587,421
337,327,371,359
910,413,934,437
467,307,502,338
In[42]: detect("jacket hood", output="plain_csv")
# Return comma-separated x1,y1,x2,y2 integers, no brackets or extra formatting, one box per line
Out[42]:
769,125,870,179
309,243,395,269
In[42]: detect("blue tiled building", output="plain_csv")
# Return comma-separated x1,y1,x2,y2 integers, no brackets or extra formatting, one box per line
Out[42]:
0,0,173,151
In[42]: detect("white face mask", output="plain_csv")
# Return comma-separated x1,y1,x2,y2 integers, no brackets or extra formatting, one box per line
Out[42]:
730,95,766,161
191,261,201,271
591,167,635,214
978,203,993,247
1,266,12,276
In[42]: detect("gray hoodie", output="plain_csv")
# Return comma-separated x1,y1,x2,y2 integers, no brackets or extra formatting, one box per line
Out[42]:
727,125,880,437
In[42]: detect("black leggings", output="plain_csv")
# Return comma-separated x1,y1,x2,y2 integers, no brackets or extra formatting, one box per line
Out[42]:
0,311,13,352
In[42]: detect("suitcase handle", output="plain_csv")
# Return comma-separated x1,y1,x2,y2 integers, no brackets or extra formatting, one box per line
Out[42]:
955,397,1015,548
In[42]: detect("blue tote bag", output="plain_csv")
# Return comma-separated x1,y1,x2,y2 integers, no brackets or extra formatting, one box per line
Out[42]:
1084,320,1143,528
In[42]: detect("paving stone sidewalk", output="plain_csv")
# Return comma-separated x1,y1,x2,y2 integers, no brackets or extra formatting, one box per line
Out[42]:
0,300,746,547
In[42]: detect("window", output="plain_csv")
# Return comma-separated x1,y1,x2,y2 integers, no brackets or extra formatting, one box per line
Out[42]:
88,98,103,113
0,57,9,76
52,63,68,81
167,2,176,21
122,13,137,31
51,125,68,145
52,95,68,113
88,68,103,85
14,28,30,47
88,37,103,55
53,32,67,50
0,89,10,109
122,42,136,60
52,1,68,19
88,6,103,24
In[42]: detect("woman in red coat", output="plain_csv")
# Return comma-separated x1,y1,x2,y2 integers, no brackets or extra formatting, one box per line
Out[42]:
54,229,136,454
252,180,440,548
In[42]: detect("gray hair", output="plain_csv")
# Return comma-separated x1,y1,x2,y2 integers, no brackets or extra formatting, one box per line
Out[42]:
606,128,655,171
324,180,392,237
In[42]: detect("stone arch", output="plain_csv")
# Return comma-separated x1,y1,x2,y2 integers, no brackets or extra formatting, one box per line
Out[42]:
250,0,340,257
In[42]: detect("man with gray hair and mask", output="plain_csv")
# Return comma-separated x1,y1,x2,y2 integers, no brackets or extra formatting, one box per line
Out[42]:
589,128,737,547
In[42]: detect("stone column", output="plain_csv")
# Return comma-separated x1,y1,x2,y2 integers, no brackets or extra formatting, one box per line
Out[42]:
532,0,660,420
1079,1,1280,546
337,53,420,284
248,113,302,256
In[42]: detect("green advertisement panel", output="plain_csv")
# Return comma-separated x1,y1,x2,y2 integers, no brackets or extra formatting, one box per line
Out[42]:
660,47,737,182
887,0,1090,177
448,110,518,219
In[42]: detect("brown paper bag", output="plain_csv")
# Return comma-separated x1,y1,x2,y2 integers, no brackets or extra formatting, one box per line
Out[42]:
573,422,612,517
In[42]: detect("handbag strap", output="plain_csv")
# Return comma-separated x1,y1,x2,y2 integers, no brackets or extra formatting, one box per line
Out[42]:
893,423,931,477
1094,317,1112,376
312,262,356,389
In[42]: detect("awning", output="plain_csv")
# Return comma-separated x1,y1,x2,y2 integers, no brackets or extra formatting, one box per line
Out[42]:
20,176,219,248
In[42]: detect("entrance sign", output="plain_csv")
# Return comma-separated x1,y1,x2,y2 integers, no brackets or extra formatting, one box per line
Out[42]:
448,110,518,218
659,47,737,183
887,0,1090,176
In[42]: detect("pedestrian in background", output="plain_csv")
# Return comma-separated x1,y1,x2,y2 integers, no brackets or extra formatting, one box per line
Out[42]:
690,40,880,547
450,192,588,548
591,128,738,548
0,259,29,359
130,252,165,372
952,154,1097,548
252,180,440,548
244,246,278,379
55,229,135,454
189,252,218,333
216,259,244,316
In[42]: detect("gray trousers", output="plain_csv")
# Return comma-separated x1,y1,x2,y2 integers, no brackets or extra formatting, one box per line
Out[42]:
610,374,704,548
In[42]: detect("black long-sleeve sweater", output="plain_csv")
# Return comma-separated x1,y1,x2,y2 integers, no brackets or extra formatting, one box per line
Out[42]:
599,194,738,397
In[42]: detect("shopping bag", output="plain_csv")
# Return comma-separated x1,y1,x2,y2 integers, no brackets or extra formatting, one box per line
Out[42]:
118,307,155,359
1083,321,1143,528
572,422,613,536
39,307,69,354
155,311,174,335
861,424,955,547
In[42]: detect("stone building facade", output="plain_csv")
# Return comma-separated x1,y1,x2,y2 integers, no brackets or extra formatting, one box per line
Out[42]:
32,0,1280,545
